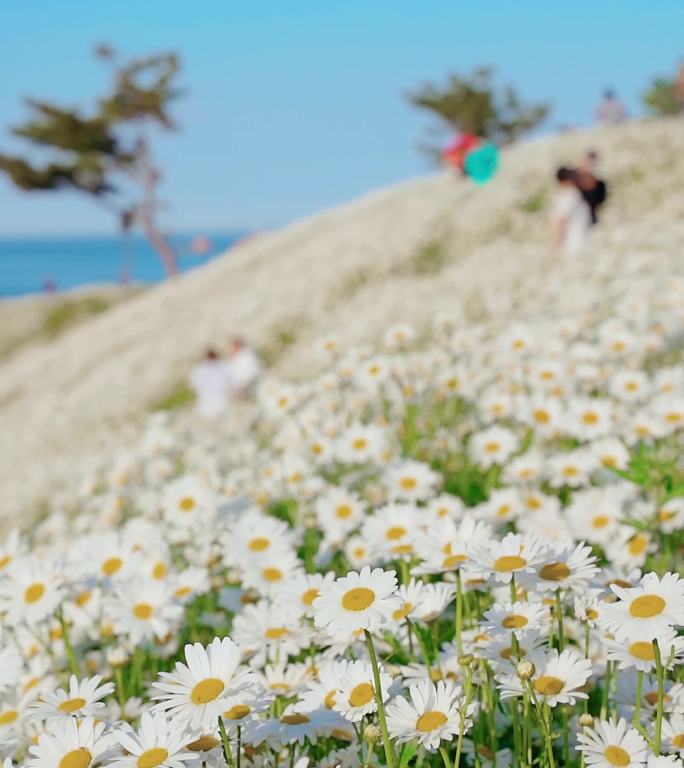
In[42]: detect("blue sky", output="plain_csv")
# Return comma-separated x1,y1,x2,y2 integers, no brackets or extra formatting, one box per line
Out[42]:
0,0,681,235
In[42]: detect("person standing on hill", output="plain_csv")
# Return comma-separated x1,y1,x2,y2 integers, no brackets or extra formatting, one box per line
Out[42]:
596,89,627,125
550,167,592,253
189,348,233,417
575,151,607,225
226,337,261,397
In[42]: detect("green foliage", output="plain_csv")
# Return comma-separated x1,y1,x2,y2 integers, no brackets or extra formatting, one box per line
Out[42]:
520,189,547,214
258,316,305,365
643,77,680,116
407,238,449,275
150,381,195,412
0,46,182,274
42,295,112,338
408,66,550,147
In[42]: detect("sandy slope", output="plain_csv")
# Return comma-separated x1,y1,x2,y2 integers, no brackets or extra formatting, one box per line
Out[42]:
1,118,683,526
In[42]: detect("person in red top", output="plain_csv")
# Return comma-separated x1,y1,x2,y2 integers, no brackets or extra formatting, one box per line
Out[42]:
442,133,481,174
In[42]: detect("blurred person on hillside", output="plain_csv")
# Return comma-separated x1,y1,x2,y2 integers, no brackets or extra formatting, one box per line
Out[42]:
226,337,261,397
596,88,627,125
551,167,591,254
189,348,233,417
575,150,607,224
675,62,684,112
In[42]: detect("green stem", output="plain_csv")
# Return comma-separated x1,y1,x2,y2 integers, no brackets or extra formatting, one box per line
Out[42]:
236,725,241,768
115,667,126,716
632,670,643,727
58,611,80,677
555,589,565,651
455,569,464,656
365,630,395,768
440,745,452,768
525,681,555,768
653,639,664,754
218,715,234,768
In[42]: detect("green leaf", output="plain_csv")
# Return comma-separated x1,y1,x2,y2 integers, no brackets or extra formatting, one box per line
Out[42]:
399,741,418,768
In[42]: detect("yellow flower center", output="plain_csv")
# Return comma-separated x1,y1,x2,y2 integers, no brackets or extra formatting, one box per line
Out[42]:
494,555,527,572
24,582,46,604
335,505,353,519
392,602,413,621
224,704,251,720
59,749,92,768
133,603,154,619
179,496,196,512
502,614,528,629
280,713,310,725
101,557,123,576
534,676,564,696
0,554,12,570
627,535,648,556
582,412,599,425
137,748,169,768
386,525,407,541
416,710,448,732
342,587,376,611
262,567,283,582
175,587,192,598
186,736,220,752
400,477,417,490
248,537,270,551
348,682,375,707
603,746,630,767
484,441,500,453
442,554,467,568
302,588,320,606
0,710,18,725
265,627,288,639
629,594,665,618
629,642,655,661
75,591,91,607
57,697,87,713
190,678,225,704
592,515,610,528
324,690,337,709
352,438,368,451
533,409,550,424
672,734,684,748
539,562,571,581
152,562,167,579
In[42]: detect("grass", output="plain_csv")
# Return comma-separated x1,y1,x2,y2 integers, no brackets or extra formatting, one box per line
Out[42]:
404,237,451,276
258,314,307,366
150,380,195,412
520,189,547,214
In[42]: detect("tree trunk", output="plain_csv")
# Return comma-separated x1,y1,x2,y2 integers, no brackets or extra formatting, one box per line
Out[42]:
139,139,178,277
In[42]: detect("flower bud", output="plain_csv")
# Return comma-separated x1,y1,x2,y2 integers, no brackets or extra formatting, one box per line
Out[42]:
458,654,475,667
363,724,381,745
579,714,594,728
516,660,536,680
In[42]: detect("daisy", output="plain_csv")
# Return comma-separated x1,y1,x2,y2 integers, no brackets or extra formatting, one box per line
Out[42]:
231,602,308,666
600,572,684,642
294,660,353,713
483,601,548,638
162,475,215,530
277,572,336,619
151,638,256,729
470,532,549,585
334,660,392,722
313,566,401,635
243,705,337,748
658,499,684,535
29,675,114,723
109,712,199,768
314,488,365,538
605,628,684,673
498,648,592,707
469,427,519,468
0,559,63,627
107,580,183,645
27,717,113,768
662,713,684,756
384,461,439,502
386,679,472,751
361,504,421,560
576,717,648,768
535,542,599,593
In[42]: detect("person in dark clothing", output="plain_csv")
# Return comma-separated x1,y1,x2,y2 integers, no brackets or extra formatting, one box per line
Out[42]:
575,151,607,225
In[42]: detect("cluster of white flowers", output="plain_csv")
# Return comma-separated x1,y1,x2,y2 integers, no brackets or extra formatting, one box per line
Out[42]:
1,232,684,768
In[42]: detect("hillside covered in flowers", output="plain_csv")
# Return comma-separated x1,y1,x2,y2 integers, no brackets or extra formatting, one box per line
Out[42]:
1,117,684,768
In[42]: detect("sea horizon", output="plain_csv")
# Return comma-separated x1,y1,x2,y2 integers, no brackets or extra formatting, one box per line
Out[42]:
0,231,248,298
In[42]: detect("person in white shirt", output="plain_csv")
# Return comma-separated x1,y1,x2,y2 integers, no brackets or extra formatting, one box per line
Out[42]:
551,167,592,254
226,337,261,397
189,349,233,417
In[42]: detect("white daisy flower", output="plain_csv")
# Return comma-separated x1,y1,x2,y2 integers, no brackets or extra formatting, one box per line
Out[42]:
151,638,256,729
576,717,648,768
29,675,114,723
313,566,401,636
386,678,473,751
334,660,392,722
27,717,113,768
109,712,199,768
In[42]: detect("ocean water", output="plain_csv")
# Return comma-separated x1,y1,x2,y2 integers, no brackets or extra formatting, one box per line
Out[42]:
0,232,246,297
